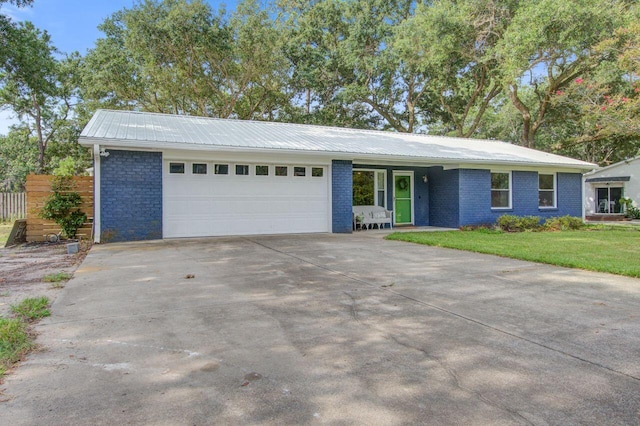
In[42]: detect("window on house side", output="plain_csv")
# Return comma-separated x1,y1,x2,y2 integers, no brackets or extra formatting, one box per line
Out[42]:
192,163,207,175
491,172,511,208
170,162,185,174
538,174,556,208
235,165,249,175
214,164,229,175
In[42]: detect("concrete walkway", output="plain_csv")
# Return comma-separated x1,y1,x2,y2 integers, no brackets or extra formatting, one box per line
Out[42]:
2,234,640,425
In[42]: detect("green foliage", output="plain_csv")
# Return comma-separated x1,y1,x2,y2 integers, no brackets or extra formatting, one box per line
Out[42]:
626,206,640,220
0,20,81,173
53,156,81,177
543,215,584,231
42,271,72,283
10,296,50,321
0,317,33,376
39,176,86,239
0,126,37,191
352,171,374,205
496,215,542,232
387,227,640,277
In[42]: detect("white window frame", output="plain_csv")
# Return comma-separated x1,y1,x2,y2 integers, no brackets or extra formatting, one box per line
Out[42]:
491,171,512,209
353,168,387,208
191,162,208,176
169,162,185,174
538,173,556,209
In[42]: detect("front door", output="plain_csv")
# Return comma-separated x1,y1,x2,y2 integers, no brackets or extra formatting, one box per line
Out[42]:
393,173,413,225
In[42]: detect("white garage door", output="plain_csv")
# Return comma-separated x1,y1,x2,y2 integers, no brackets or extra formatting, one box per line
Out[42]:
164,161,330,238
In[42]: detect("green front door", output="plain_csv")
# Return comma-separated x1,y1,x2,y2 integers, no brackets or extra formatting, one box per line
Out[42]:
394,174,412,225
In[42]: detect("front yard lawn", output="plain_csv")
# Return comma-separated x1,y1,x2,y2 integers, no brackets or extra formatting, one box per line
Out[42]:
387,227,640,278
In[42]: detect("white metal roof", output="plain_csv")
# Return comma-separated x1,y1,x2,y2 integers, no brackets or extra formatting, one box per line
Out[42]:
79,109,595,170
584,155,640,176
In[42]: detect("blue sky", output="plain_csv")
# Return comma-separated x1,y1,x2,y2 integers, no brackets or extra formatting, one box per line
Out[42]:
0,0,239,134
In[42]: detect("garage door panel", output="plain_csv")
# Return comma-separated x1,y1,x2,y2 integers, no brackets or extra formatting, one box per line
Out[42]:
164,164,330,237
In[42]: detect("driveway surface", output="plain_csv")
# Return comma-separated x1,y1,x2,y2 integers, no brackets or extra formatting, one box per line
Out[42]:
2,233,640,425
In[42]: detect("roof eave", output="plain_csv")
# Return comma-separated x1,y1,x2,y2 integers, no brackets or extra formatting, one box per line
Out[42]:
79,137,595,171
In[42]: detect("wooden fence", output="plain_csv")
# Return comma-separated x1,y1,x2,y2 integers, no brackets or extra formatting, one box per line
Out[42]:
1,192,26,221
26,175,94,242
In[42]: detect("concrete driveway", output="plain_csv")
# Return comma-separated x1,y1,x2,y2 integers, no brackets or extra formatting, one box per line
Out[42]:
3,233,640,425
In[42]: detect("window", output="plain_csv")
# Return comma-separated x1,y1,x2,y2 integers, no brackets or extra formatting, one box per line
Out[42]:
256,165,269,176
294,166,306,177
596,187,624,213
353,170,386,207
275,166,288,176
491,172,511,208
538,173,555,208
214,164,229,175
235,165,249,175
312,167,324,177
192,163,207,175
169,162,185,174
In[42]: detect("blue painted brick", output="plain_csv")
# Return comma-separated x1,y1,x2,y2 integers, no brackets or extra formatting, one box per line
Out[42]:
332,160,353,233
100,150,163,242
429,167,460,228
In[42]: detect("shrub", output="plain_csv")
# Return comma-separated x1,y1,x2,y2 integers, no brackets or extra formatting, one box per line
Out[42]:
39,176,87,239
496,215,541,232
543,216,584,231
626,206,640,220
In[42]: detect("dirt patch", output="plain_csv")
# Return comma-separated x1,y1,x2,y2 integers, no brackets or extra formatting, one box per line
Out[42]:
0,241,91,318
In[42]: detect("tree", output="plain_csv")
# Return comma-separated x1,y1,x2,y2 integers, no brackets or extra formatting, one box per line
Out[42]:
82,0,292,120
0,21,79,173
496,0,630,148
394,0,511,138
549,19,640,164
281,0,434,132
0,125,37,191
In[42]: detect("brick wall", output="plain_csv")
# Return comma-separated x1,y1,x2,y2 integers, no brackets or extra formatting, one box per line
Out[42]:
557,172,583,216
332,160,353,233
428,167,460,228
459,169,493,225
100,150,163,242
457,169,583,226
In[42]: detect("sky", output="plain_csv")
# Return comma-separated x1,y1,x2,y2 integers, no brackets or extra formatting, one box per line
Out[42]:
0,0,239,134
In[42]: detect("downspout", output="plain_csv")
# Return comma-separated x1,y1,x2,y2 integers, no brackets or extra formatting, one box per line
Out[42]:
581,173,586,223
93,144,101,243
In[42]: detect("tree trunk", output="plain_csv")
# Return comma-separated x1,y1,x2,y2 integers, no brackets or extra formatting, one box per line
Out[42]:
32,93,45,174
507,84,535,148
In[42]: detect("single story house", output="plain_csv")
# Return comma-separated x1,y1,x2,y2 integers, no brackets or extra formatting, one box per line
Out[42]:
583,155,640,220
79,110,595,243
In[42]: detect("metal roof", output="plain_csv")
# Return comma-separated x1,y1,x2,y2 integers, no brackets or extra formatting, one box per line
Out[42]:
79,110,595,169
585,176,631,183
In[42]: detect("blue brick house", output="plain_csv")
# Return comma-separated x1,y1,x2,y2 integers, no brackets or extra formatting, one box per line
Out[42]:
79,110,594,242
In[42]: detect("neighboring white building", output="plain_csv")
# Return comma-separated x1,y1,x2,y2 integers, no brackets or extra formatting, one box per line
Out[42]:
584,155,640,219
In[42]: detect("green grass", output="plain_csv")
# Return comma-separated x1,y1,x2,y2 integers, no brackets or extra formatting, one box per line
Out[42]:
387,227,640,278
0,317,34,376
0,222,12,246
10,297,51,322
42,272,72,284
